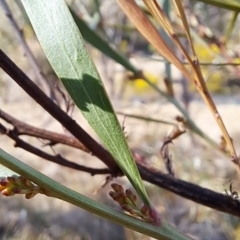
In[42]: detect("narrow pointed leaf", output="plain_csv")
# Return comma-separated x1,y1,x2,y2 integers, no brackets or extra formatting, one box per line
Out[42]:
21,0,149,205
0,149,192,240
191,0,240,11
15,0,221,153
69,4,218,152
69,9,137,73
224,11,239,44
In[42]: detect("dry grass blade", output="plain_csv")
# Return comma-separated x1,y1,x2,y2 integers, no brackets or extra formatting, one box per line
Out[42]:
142,0,239,171
143,0,194,68
172,0,196,59
223,11,239,45
115,0,193,81
172,1,239,167
117,0,239,173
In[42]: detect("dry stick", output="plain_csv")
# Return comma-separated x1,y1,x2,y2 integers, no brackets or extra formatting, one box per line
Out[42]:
1,115,240,217
138,163,240,218
0,0,58,103
172,1,239,167
185,4,240,78
1,50,240,217
142,0,194,76
114,0,219,152
0,109,90,153
145,0,236,160
160,144,174,176
1,121,240,218
0,107,176,177
117,0,239,172
0,123,109,175
0,49,120,176
2,115,240,218
134,55,240,66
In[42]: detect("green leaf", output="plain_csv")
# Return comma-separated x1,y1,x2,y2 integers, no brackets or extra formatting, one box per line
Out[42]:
69,7,220,152
192,0,240,11
224,11,239,43
0,149,191,240
69,8,137,74
21,0,149,205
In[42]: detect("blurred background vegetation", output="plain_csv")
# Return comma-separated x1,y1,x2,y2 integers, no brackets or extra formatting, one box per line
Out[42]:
0,0,240,239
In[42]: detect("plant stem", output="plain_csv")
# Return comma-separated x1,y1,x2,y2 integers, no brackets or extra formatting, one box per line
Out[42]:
0,149,192,240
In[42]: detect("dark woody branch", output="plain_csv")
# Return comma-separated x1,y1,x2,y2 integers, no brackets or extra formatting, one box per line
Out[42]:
0,0,59,102
1,49,240,217
0,109,90,153
1,119,240,217
0,49,120,176
0,123,110,175
138,163,240,217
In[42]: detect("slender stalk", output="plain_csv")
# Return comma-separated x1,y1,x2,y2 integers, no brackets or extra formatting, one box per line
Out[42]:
172,0,239,166
0,149,192,240
0,49,120,175
0,0,58,102
116,112,176,126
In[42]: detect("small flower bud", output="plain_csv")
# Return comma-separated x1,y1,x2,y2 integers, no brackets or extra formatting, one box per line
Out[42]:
125,189,137,207
111,183,124,193
109,191,126,205
2,188,15,196
109,191,119,200
141,205,150,216
121,204,133,212
7,176,16,184
128,208,142,217
141,215,154,223
0,180,8,191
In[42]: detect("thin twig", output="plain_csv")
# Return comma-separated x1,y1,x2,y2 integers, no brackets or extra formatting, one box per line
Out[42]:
0,49,120,175
160,143,174,176
0,108,90,153
116,112,176,126
0,0,59,103
184,3,240,78
175,1,239,166
138,163,240,218
0,123,110,175
132,54,240,66
1,49,240,217
141,0,239,170
1,116,240,216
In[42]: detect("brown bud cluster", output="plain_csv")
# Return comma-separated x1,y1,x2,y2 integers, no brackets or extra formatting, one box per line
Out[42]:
0,175,46,199
109,183,155,223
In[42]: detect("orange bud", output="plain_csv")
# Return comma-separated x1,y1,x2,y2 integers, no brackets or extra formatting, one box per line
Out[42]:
2,188,15,196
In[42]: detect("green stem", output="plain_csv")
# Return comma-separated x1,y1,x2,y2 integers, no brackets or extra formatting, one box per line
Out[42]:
116,112,177,126
224,11,238,44
0,149,192,240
